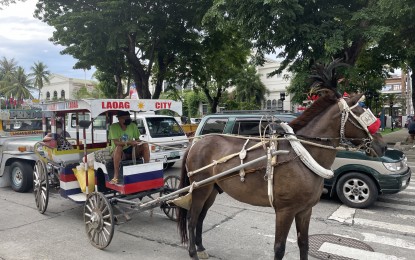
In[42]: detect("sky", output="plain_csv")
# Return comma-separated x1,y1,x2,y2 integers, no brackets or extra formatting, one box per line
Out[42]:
0,0,96,80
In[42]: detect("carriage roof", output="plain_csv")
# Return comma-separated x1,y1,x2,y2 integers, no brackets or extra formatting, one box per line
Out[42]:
40,99,183,118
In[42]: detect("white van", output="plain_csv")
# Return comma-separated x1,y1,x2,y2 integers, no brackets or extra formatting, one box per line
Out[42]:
65,112,188,168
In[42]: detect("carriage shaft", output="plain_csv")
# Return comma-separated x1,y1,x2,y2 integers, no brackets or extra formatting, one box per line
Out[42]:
138,149,289,208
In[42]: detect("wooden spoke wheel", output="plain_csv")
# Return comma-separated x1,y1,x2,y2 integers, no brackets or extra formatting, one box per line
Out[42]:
160,175,180,221
84,192,114,249
33,160,49,214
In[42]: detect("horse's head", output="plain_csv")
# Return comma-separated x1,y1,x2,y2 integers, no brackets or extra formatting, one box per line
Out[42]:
341,93,387,157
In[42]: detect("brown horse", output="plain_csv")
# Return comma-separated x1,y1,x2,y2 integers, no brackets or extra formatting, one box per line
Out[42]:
177,91,386,260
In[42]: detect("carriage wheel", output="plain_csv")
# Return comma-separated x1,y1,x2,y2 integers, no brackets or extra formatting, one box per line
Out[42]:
160,175,180,221
33,160,49,214
84,192,115,249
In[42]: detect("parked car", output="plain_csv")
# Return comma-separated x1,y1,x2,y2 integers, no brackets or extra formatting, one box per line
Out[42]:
195,112,411,208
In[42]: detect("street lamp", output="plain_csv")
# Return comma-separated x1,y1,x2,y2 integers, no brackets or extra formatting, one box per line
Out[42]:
280,92,286,111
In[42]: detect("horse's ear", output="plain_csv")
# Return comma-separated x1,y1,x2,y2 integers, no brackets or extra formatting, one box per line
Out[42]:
346,93,364,106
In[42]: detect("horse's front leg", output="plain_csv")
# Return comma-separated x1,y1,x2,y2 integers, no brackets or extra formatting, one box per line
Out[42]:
274,210,295,260
295,208,312,260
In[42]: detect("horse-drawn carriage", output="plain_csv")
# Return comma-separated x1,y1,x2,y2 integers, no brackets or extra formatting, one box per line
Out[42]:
33,98,186,248
32,75,387,259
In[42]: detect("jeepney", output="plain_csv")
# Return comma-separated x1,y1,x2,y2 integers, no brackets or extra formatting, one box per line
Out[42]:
0,109,44,192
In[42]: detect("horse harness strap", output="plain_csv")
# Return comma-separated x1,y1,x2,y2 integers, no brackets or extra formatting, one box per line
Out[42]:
265,134,278,208
187,141,265,177
338,98,375,153
238,139,250,182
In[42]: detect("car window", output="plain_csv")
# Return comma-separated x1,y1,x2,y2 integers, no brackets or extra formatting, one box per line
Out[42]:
275,115,296,123
200,118,228,135
232,120,268,136
146,117,184,137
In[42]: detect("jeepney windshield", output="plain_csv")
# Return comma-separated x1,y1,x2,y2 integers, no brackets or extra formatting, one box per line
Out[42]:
1,119,43,132
143,117,184,137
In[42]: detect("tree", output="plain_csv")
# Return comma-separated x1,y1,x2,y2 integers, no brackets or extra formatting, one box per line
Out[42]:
29,61,50,100
207,0,399,102
375,0,415,113
34,0,212,99
0,66,34,99
233,65,269,106
166,26,252,113
0,56,17,82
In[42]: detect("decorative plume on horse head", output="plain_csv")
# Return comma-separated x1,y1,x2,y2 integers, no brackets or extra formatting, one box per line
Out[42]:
176,59,387,260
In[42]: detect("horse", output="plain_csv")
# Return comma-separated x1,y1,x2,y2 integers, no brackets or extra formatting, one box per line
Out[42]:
177,91,387,260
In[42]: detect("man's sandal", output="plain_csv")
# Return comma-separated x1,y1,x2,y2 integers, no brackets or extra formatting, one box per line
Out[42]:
109,178,119,184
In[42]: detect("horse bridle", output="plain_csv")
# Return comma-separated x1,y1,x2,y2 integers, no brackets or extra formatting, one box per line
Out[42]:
338,97,377,153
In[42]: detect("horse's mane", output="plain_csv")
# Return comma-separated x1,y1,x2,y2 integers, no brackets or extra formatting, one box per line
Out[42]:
289,93,338,132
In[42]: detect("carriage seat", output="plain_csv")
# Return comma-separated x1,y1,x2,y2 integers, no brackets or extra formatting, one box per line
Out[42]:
94,147,144,168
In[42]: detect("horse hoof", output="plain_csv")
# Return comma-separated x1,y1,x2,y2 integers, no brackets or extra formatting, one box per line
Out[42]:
197,250,209,259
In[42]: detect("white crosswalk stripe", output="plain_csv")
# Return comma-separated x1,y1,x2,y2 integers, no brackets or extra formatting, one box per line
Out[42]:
323,183,415,259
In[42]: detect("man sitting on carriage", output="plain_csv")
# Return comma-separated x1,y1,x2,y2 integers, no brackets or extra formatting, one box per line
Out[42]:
109,110,150,184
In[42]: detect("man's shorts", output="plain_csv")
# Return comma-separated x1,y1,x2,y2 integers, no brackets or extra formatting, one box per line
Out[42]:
123,146,134,155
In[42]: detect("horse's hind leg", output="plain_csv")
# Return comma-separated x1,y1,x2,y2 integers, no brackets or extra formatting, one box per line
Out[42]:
195,190,218,259
188,186,216,260
295,208,312,260
274,211,296,260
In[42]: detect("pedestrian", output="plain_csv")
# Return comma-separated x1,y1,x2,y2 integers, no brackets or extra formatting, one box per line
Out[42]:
408,117,415,143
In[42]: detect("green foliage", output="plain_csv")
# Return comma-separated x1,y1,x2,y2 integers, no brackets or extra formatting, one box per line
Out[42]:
34,0,212,99
232,64,269,104
0,57,34,100
29,61,50,100
93,70,117,98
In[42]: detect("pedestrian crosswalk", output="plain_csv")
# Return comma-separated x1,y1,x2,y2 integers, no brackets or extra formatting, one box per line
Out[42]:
316,181,415,259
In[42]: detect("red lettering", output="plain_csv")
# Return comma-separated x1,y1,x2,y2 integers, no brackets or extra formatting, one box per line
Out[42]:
155,101,172,109
102,101,130,109
68,101,78,108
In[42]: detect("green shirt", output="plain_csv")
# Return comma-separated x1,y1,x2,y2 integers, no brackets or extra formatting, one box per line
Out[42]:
108,122,141,152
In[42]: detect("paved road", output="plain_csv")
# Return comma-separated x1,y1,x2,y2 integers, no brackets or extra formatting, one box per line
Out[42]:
1,152,415,260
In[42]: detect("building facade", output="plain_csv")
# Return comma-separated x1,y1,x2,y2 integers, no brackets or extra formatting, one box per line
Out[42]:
257,59,293,112
41,74,96,101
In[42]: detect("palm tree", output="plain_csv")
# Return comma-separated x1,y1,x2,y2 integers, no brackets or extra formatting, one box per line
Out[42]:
29,61,50,100
0,56,17,82
234,65,269,104
0,66,34,100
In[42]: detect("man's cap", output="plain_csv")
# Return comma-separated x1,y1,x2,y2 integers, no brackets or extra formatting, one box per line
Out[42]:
116,110,131,117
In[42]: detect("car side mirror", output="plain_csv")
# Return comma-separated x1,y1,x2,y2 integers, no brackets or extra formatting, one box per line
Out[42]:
138,127,146,135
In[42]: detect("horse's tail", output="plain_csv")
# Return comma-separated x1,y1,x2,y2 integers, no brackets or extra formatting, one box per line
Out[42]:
178,148,190,244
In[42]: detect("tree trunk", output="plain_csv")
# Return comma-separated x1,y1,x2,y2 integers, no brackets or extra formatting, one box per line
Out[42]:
124,33,152,99
115,74,123,98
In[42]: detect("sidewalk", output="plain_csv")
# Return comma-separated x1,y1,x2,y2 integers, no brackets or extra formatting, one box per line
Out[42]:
381,128,414,151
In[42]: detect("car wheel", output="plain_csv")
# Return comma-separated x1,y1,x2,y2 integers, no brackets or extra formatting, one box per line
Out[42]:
10,161,33,192
336,172,378,208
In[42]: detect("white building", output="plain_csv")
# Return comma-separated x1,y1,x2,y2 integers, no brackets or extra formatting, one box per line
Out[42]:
257,59,293,112
41,74,96,101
